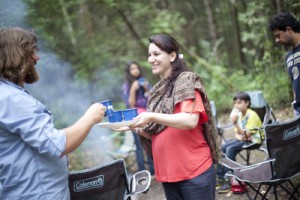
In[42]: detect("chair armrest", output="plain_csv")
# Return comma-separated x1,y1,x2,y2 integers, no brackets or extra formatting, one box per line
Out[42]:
128,170,151,196
226,159,275,183
243,127,265,143
242,142,260,149
219,153,274,171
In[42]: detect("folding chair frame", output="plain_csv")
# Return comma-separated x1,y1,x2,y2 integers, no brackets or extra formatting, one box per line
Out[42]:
213,91,277,165
219,117,300,200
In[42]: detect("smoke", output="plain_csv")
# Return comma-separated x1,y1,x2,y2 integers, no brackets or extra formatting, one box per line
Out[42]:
0,0,116,169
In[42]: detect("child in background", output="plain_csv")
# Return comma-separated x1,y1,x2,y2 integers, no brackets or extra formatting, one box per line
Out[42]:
217,91,262,193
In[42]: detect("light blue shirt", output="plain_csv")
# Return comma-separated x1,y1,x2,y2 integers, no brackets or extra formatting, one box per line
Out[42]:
0,79,70,200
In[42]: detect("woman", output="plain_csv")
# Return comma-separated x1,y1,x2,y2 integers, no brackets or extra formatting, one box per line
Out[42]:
131,34,220,200
122,61,151,111
122,61,155,175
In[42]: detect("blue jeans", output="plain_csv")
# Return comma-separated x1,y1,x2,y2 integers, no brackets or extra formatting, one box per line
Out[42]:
132,131,155,175
294,109,300,119
162,164,216,200
217,139,247,178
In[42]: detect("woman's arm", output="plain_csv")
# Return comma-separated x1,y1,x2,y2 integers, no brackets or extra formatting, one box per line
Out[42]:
132,112,200,130
128,81,139,108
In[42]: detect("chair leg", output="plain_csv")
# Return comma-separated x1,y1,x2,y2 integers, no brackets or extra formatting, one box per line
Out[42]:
273,184,278,200
235,180,252,200
281,180,299,200
254,183,263,199
267,180,300,200
261,184,272,200
245,183,269,200
246,149,250,165
291,180,300,197
238,151,247,164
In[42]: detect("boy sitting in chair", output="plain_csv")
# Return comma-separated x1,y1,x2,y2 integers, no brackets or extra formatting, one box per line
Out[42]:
217,91,262,193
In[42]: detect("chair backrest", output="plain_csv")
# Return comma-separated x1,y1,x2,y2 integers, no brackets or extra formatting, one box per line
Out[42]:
68,159,129,200
246,91,268,108
210,100,218,125
251,107,267,123
246,90,276,126
264,117,300,180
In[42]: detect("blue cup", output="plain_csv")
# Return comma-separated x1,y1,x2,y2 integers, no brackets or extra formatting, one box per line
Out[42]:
123,108,138,121
138,77,145,86
108,110,123,123
100,100,113,117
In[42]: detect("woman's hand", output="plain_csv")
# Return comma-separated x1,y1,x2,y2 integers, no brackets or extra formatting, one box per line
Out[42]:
142,80,149,90
112,126,131,132
130,112,153,128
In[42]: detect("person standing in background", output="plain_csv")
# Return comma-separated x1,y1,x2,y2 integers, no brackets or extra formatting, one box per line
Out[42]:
122,61,155,175
0,27,106,199
269,12,300,118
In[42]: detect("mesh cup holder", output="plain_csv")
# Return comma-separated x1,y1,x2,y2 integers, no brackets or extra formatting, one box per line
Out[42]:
131,170,151,194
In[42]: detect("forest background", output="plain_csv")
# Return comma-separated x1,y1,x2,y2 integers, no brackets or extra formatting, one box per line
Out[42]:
23,0,300,117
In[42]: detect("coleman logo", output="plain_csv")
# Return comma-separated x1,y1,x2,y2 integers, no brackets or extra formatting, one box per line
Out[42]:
74,175,104,192
283,125,300,140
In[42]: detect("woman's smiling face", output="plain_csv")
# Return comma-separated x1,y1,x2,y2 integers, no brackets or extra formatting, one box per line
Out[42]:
148,43,175,79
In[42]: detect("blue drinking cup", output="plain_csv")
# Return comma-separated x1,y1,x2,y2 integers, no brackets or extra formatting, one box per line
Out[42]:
122,108,138,121
108,110,123,123
138,77,145,86
100,100,113,117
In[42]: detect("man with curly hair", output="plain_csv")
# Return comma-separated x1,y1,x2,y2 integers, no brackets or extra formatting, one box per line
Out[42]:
0,27,106,199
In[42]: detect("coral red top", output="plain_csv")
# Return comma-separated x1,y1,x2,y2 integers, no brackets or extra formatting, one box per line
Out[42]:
152,90,212,182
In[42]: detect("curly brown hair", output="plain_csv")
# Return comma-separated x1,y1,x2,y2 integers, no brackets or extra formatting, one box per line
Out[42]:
0,27,38,85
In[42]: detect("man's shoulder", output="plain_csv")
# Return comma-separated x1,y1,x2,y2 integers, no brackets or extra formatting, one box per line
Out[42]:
0,81,30,103
0,81,17,97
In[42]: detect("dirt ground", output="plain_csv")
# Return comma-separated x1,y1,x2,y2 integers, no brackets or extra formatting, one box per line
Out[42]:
132,107,299,200
133,177,298,200
132,154,299,200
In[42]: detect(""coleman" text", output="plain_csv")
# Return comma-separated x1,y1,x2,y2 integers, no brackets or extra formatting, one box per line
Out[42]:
74,175,104,192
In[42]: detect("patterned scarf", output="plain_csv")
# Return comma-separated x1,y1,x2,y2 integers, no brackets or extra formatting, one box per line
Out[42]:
140,71,221,164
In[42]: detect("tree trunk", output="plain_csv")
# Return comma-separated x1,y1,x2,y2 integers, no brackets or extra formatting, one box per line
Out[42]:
230,0,246,65
59,0,77,46
78,0,94,40
203,0,217,46
117,8,147,51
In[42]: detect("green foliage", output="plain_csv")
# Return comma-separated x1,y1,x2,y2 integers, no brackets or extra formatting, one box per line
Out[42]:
150,11,186,34
23,0,300,113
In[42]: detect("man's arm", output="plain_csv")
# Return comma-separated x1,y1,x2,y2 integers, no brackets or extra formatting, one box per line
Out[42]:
61,103,106,156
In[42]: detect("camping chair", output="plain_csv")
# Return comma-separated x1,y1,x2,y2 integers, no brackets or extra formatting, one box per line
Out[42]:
237,91,277,165
219,117,300,200
210,100,227,142
68,158,151,200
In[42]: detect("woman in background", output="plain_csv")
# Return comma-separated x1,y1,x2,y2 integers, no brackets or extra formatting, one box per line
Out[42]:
122,61,155,175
